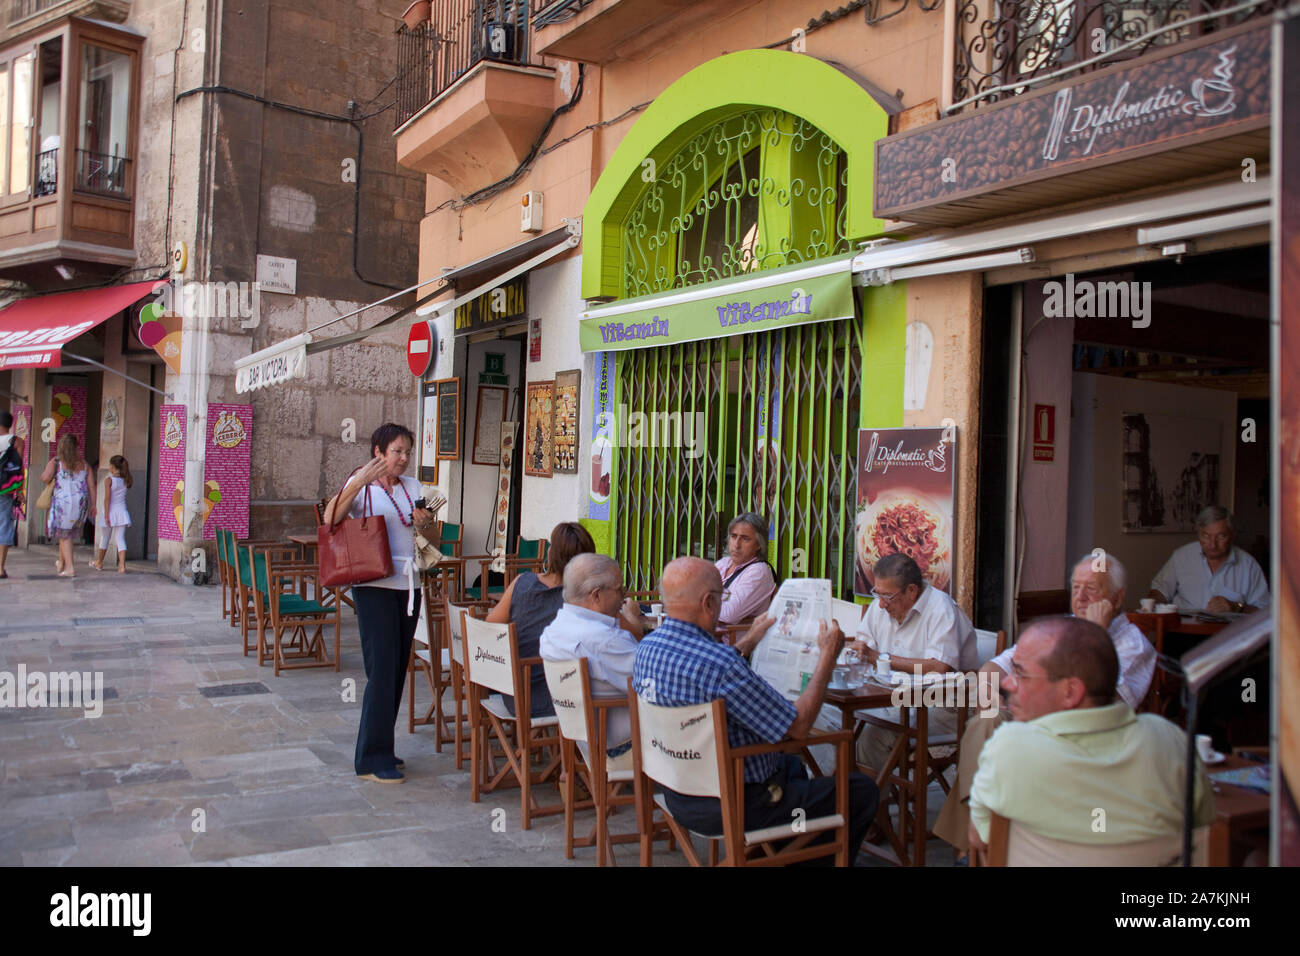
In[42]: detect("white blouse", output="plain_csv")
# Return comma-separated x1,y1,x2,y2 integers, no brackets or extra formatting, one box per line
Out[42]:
346,474,421,591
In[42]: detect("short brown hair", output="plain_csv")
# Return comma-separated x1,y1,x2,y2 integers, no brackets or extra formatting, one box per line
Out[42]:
546,521,595,576
1034,616,1119,704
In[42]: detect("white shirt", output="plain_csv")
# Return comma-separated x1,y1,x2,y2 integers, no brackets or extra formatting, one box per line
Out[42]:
540,603,638,751
345,474,421,590
855,584,979,672
989,613,1156,710
1151,542,1270,611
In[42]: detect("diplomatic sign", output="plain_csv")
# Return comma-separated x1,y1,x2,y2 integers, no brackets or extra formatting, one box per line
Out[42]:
435,378,460,460
234,337,307,393
855,427,955,597
454,275,526,336
874,23,1270,221
579,254,856,353
407,321,434,377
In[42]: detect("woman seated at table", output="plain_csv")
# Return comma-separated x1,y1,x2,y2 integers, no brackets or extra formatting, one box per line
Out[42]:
714,512,776,625
486,521,595,719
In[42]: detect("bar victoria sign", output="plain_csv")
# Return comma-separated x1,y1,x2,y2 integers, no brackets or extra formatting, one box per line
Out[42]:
874,22,1270,222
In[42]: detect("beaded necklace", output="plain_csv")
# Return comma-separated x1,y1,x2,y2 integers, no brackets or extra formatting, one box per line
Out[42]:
377,478,415,527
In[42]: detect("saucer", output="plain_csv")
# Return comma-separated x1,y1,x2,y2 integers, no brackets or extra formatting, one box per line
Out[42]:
826,681,851,691
1200,750,1226,765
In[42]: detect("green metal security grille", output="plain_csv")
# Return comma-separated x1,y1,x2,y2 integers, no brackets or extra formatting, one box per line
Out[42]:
612,107,860,596
614,316,862,595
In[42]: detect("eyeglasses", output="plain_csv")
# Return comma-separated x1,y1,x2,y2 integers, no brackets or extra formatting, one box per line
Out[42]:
872,587,908,605
1010,665,1059,682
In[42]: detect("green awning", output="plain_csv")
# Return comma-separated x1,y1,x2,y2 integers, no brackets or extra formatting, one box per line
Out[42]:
578,253,856,352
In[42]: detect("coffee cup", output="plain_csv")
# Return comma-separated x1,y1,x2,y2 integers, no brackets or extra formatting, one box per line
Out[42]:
1139,598,1156,612
876,653,891,676
650,603,663,619
1195,734,1217,762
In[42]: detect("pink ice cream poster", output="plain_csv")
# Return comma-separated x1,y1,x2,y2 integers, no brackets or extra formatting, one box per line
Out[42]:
202,404,251,539
158,404,186,542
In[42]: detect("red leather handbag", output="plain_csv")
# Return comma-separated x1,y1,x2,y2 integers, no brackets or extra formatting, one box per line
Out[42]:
318,471,393,588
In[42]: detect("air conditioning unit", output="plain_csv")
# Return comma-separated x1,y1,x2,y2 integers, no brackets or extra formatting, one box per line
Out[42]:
521,191,543,233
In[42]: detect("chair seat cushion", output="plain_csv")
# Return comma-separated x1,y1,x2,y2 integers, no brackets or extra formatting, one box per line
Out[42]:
277,596,330,615
652,793,843,846
464,586,506,600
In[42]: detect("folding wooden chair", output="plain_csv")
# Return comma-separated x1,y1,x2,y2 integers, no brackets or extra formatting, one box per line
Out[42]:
214,526,232,621
542,658,640,865
407,562,463,740
462,613,563,829
628,688,854,866
232,539,296,656
251,547,341,676
972,811,1212,866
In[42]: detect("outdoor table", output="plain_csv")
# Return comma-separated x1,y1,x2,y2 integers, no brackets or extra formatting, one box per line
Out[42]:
822,677,937,867
1207,753,1269,866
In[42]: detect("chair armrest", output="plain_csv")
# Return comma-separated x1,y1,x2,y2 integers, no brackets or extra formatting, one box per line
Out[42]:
730,729,851,758
591,696,630,710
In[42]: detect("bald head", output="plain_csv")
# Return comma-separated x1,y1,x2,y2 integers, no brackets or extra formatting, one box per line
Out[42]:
660,556,723,632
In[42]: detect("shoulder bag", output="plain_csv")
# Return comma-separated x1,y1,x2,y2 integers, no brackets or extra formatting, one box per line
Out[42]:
318,469,394,588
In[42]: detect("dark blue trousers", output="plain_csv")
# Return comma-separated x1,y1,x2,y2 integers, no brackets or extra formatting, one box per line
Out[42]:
353,586,420,775
664,754,878,866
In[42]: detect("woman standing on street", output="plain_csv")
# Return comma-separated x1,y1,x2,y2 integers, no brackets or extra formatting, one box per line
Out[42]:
323,423,443,784
41,434,94,578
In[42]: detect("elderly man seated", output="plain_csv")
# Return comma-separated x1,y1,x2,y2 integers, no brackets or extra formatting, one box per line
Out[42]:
539,553,645,770
968,615,1213,863
633,556,879,864
714,512,777,624
932,551,1157,852
1149,505,1270,613
846,552,979,775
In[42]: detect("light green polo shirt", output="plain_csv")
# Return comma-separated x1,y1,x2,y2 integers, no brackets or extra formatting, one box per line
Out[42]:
970,701,1215,845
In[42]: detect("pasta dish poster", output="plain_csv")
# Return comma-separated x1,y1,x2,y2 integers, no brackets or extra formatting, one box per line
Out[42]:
855,427,955,597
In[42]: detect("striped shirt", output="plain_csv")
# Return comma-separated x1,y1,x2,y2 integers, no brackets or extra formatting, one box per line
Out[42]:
633,616,796,782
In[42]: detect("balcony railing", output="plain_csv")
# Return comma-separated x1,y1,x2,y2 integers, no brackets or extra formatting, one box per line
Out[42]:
395,0,531,129
952,0,1279,112
35,147,57,196
75,148,129,196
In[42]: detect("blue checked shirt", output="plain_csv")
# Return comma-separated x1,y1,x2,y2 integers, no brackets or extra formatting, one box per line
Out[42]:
633,617,796,783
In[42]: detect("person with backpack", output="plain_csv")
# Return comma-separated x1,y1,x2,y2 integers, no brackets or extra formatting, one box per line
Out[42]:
0,410,25,579
715,512,777,624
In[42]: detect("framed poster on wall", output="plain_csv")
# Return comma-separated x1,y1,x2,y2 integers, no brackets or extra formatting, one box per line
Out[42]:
472,386,508,466
854,427,955,597
552,369,580,474
420,380,439,482
524,380,554,478
435,378,460,460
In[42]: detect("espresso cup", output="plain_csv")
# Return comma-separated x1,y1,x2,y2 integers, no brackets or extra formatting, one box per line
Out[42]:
876,653,891,676
1195,734,1216,761
1139,598,1156,612
650,603,663,618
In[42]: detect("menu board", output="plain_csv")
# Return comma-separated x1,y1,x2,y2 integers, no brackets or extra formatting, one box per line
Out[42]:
435,378,460,460
855,427,956,596
420,383,438,482
473,386,507,466
552,369,580,474
524,380,554,478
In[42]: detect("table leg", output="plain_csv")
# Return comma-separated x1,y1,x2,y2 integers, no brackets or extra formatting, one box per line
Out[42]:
914,707,928,868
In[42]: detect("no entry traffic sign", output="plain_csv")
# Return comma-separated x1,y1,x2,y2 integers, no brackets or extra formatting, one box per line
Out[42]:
407,321,434,377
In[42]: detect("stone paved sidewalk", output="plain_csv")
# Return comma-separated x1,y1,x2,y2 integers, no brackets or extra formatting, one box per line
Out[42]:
0,542,953,867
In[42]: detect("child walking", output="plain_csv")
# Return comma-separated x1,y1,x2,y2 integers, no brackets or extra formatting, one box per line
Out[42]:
92,455,133,573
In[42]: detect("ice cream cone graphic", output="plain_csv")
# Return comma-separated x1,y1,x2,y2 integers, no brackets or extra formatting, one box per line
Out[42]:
140,310,184,374
171,480,185,534
201,479,221,525
51,392,72,433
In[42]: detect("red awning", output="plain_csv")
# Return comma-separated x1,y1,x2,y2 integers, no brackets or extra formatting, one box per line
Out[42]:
0,280,163,370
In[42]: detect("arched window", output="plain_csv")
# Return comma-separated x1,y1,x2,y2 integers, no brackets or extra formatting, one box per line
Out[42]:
622,109,849,298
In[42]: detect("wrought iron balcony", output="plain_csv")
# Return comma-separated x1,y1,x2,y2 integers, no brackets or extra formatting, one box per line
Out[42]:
952,0,1280,111
395,0,531,129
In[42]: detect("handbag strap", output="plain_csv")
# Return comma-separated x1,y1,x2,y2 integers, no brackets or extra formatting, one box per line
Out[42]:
325,464,374,532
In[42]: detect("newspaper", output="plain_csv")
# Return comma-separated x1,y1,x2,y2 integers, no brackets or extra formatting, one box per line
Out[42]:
750,578,834,701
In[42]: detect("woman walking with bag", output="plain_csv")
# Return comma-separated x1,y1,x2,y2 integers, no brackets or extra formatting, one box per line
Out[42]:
40,434,94,577
323,423,444,784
